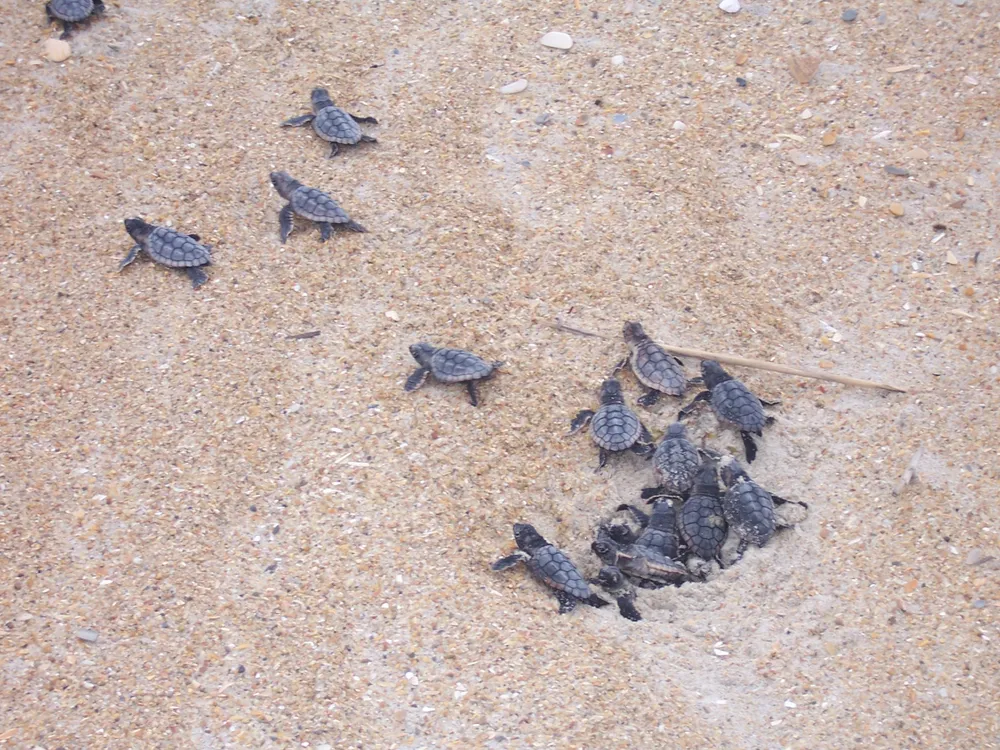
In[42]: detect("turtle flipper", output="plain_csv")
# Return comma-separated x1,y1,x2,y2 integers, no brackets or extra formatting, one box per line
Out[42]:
771,494,808,510
281,114,315,127
93,0,105,13
568,409,595,435
186,266,209,289
637,390,661,408
118,245,141,271
60,21,73,39
678,390,710,420
351,114,379,125
359,135,378,143
631,424,656,457
612,356,629,376
491,552,526,571
318,222,332,242
740,431,759,463
404,367,431,392
606,523,637,545
617,504,650,527
278,204,295,243
328,142,340,158
343,220,368,233
760,398,781,407
186,234,200,242
555,590,578,614
596,448,609,472
45,2,54,21
465,380,480,407
617,596,643,622
584,593,610,609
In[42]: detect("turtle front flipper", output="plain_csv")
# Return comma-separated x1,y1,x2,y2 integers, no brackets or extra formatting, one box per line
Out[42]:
771,494,809,510
631,424,656,457
318,222,332,242
186,267,209,289
465,380,480,407
278,204,295,243
93,0,106,14
760,397,782,407
118,245,141,272
555,590,578,614
636,389,661,408
491,552,527,571
350,114,379,125
328,143,341,159
612,356,629,376
404,367,431,393
585,593,610,609
678,390,711,420
606,523,637,546
740,431,759,463
360,135,378,144
343,219,368,233
281,114,315,127
45,2,54,22
617,504,650,527
568,409,595,435
60,21,74,39
186,233,200,242
616,595,642,621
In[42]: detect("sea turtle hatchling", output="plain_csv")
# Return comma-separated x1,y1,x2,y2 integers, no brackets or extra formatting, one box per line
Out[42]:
404,343,503,407
281,87,378,158
269,171,367,244
569,378,655,470
616,321,691,407
591,566,643,622
119,218,211,289
649,422,701,496
46,0,104,39
592,528,690,589
492,523,609,614
679,360,777,463
677,460,728,565
720,458,808,560
615,500,680,560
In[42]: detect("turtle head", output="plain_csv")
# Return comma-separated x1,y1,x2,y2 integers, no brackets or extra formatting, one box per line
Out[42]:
700,360,733,389
664,421,687,440
598,378,625,405
124,217,154,243
512,523,547,553
719,457,750,487
408,342,437,367
622,320,649,346
310,87,335,109
597,565,626,589
693,459,721,496
269,171,300,200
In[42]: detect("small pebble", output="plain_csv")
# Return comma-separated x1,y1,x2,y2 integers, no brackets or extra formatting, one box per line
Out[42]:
611,55,625,66
736,77,747,87
76,628,99,643
534,113,552,126
672,120,687,131
785,700,798,708
950,0,966,5
889,202,905,216
540,32,573,50
905,147,929,159
884,165,910,176
612,113,628,124
719,0,741,13
972,600,987,608
44,38,72,63
735,51,749,65
841,9,858,22
822,130,838,146
499,79,527,95
385,310,401,322
857,196,867,207
946,252,959,265
800,109,813,119
962,75,978,86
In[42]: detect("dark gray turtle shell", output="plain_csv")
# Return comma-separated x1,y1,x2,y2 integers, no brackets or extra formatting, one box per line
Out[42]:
590,403,642,451
635,502,679,560
653,436,700,495
722,479,776,547
429,348,496,383
313,106,364,144
615,545,687,586
526,544,592,600
710,379,766,433
631,341,687,396
290,186,355,224
679,493,728,559
49,0,94,21
145,227,211,268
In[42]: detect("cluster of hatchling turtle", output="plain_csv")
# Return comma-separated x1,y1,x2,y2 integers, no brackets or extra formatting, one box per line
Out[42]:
488,322,809,621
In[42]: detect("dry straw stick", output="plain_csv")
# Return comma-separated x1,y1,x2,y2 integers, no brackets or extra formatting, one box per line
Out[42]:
550,319,908,393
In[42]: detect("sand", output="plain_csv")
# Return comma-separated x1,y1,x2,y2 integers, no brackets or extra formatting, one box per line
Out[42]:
1,0,998,747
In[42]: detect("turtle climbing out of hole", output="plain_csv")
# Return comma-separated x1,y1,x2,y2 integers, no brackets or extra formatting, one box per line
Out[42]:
569,378,655,470
591,565,643,622
677,459,728,567
404,343,503,407
119,218,212,289
269,171,367,244
615,321,693,407
592,527,690,589
46,0,104,39
613,499,681,561
719,457,808,561
281,87,378,158
492,523,609,614
679,360,778,463
647,422,701,497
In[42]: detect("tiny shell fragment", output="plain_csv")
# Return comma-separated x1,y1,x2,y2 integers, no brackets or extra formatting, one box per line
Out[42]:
822,130,837,146
44,39,71,62
499,79,528,95
787,55,820,84
889,202,905,216
540,32,573,50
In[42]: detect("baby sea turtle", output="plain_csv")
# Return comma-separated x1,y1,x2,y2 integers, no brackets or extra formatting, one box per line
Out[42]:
616,500,680,560
592,528,689,589
591,566,643,622
616,321,689,406
720,458,808,560
281,87,378,158
680,360,776,463
119,218,211,289
650,422,701,496
569,378,655,470
678,460,728,564
492,523,609,614
404,343,503,407
269,171,367,244
46,0,103,39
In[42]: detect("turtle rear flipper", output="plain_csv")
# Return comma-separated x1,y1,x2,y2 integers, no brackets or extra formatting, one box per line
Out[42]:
569,409,595,435
584,593,610,609
186,267,209,289
555,590,578,614
491,552,526,571
342,219,368,233
350,114,379,125
319,222,332,242
119,245,141,271
282,114,316,127
678,390,710,420
760,397,781,407
616,596,642,621
359,135,378,144
630,424,656,458
740,431,759,463
404,367,431,392
636,389,661,408
465,380,480,407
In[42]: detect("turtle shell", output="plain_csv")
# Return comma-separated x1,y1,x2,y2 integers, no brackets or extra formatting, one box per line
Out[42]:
49,0,94,22
145,227,211,268
590,403,641,451
631,341,686,396
312,106,363,145
635,502,679,559
429,348,495,383
525,544,592,600
722,479,776,547
617,545,687,586
290,186,355,224
679,493,728,559
710,379,766,433
653,435,700,495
